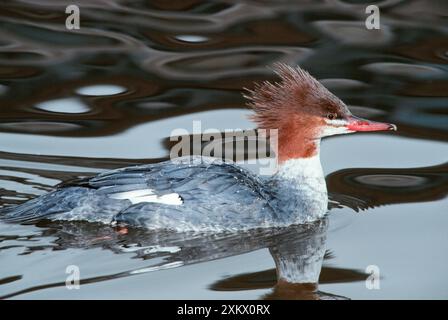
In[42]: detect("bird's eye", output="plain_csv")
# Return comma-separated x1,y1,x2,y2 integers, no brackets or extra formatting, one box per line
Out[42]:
326,113,338,120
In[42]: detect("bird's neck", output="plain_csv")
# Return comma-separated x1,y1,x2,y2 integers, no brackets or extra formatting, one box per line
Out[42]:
275,138,324,181
269,144,328,222
276,153,324,181
274,121,320,163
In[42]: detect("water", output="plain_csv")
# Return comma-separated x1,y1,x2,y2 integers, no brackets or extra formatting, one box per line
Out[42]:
0,0,447,299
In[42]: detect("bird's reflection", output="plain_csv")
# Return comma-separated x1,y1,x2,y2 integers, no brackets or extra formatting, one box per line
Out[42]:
266,219,332,299
5,216,362,300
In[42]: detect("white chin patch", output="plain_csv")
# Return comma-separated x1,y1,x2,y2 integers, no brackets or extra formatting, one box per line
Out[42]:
109,189,183,205
321,119,352,137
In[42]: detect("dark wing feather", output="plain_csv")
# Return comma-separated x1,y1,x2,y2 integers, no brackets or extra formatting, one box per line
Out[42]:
87,157,272,203
0,157,273,226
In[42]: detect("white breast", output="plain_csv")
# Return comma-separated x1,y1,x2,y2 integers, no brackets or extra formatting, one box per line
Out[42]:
272,154,328,222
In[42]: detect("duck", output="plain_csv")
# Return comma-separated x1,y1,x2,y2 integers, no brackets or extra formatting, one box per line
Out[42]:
0,64,396,232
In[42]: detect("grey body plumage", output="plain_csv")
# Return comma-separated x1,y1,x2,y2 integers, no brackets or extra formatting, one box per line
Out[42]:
1,157,286,231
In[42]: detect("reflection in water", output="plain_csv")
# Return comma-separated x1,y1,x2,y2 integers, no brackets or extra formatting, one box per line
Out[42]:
327,162,448,211
76,85,127,96
0,0,446,141
0,217,357,300
35,97,90,114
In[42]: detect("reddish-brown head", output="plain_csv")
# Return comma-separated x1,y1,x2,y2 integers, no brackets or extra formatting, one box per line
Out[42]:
245,64,396,163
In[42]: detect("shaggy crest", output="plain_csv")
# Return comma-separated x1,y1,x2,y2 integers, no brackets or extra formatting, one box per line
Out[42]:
244,63,348,130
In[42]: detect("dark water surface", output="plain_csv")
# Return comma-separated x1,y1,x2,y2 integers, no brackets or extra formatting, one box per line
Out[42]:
0,0,447,299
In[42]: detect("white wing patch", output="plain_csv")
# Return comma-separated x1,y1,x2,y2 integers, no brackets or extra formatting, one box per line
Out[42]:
109,189,183,205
